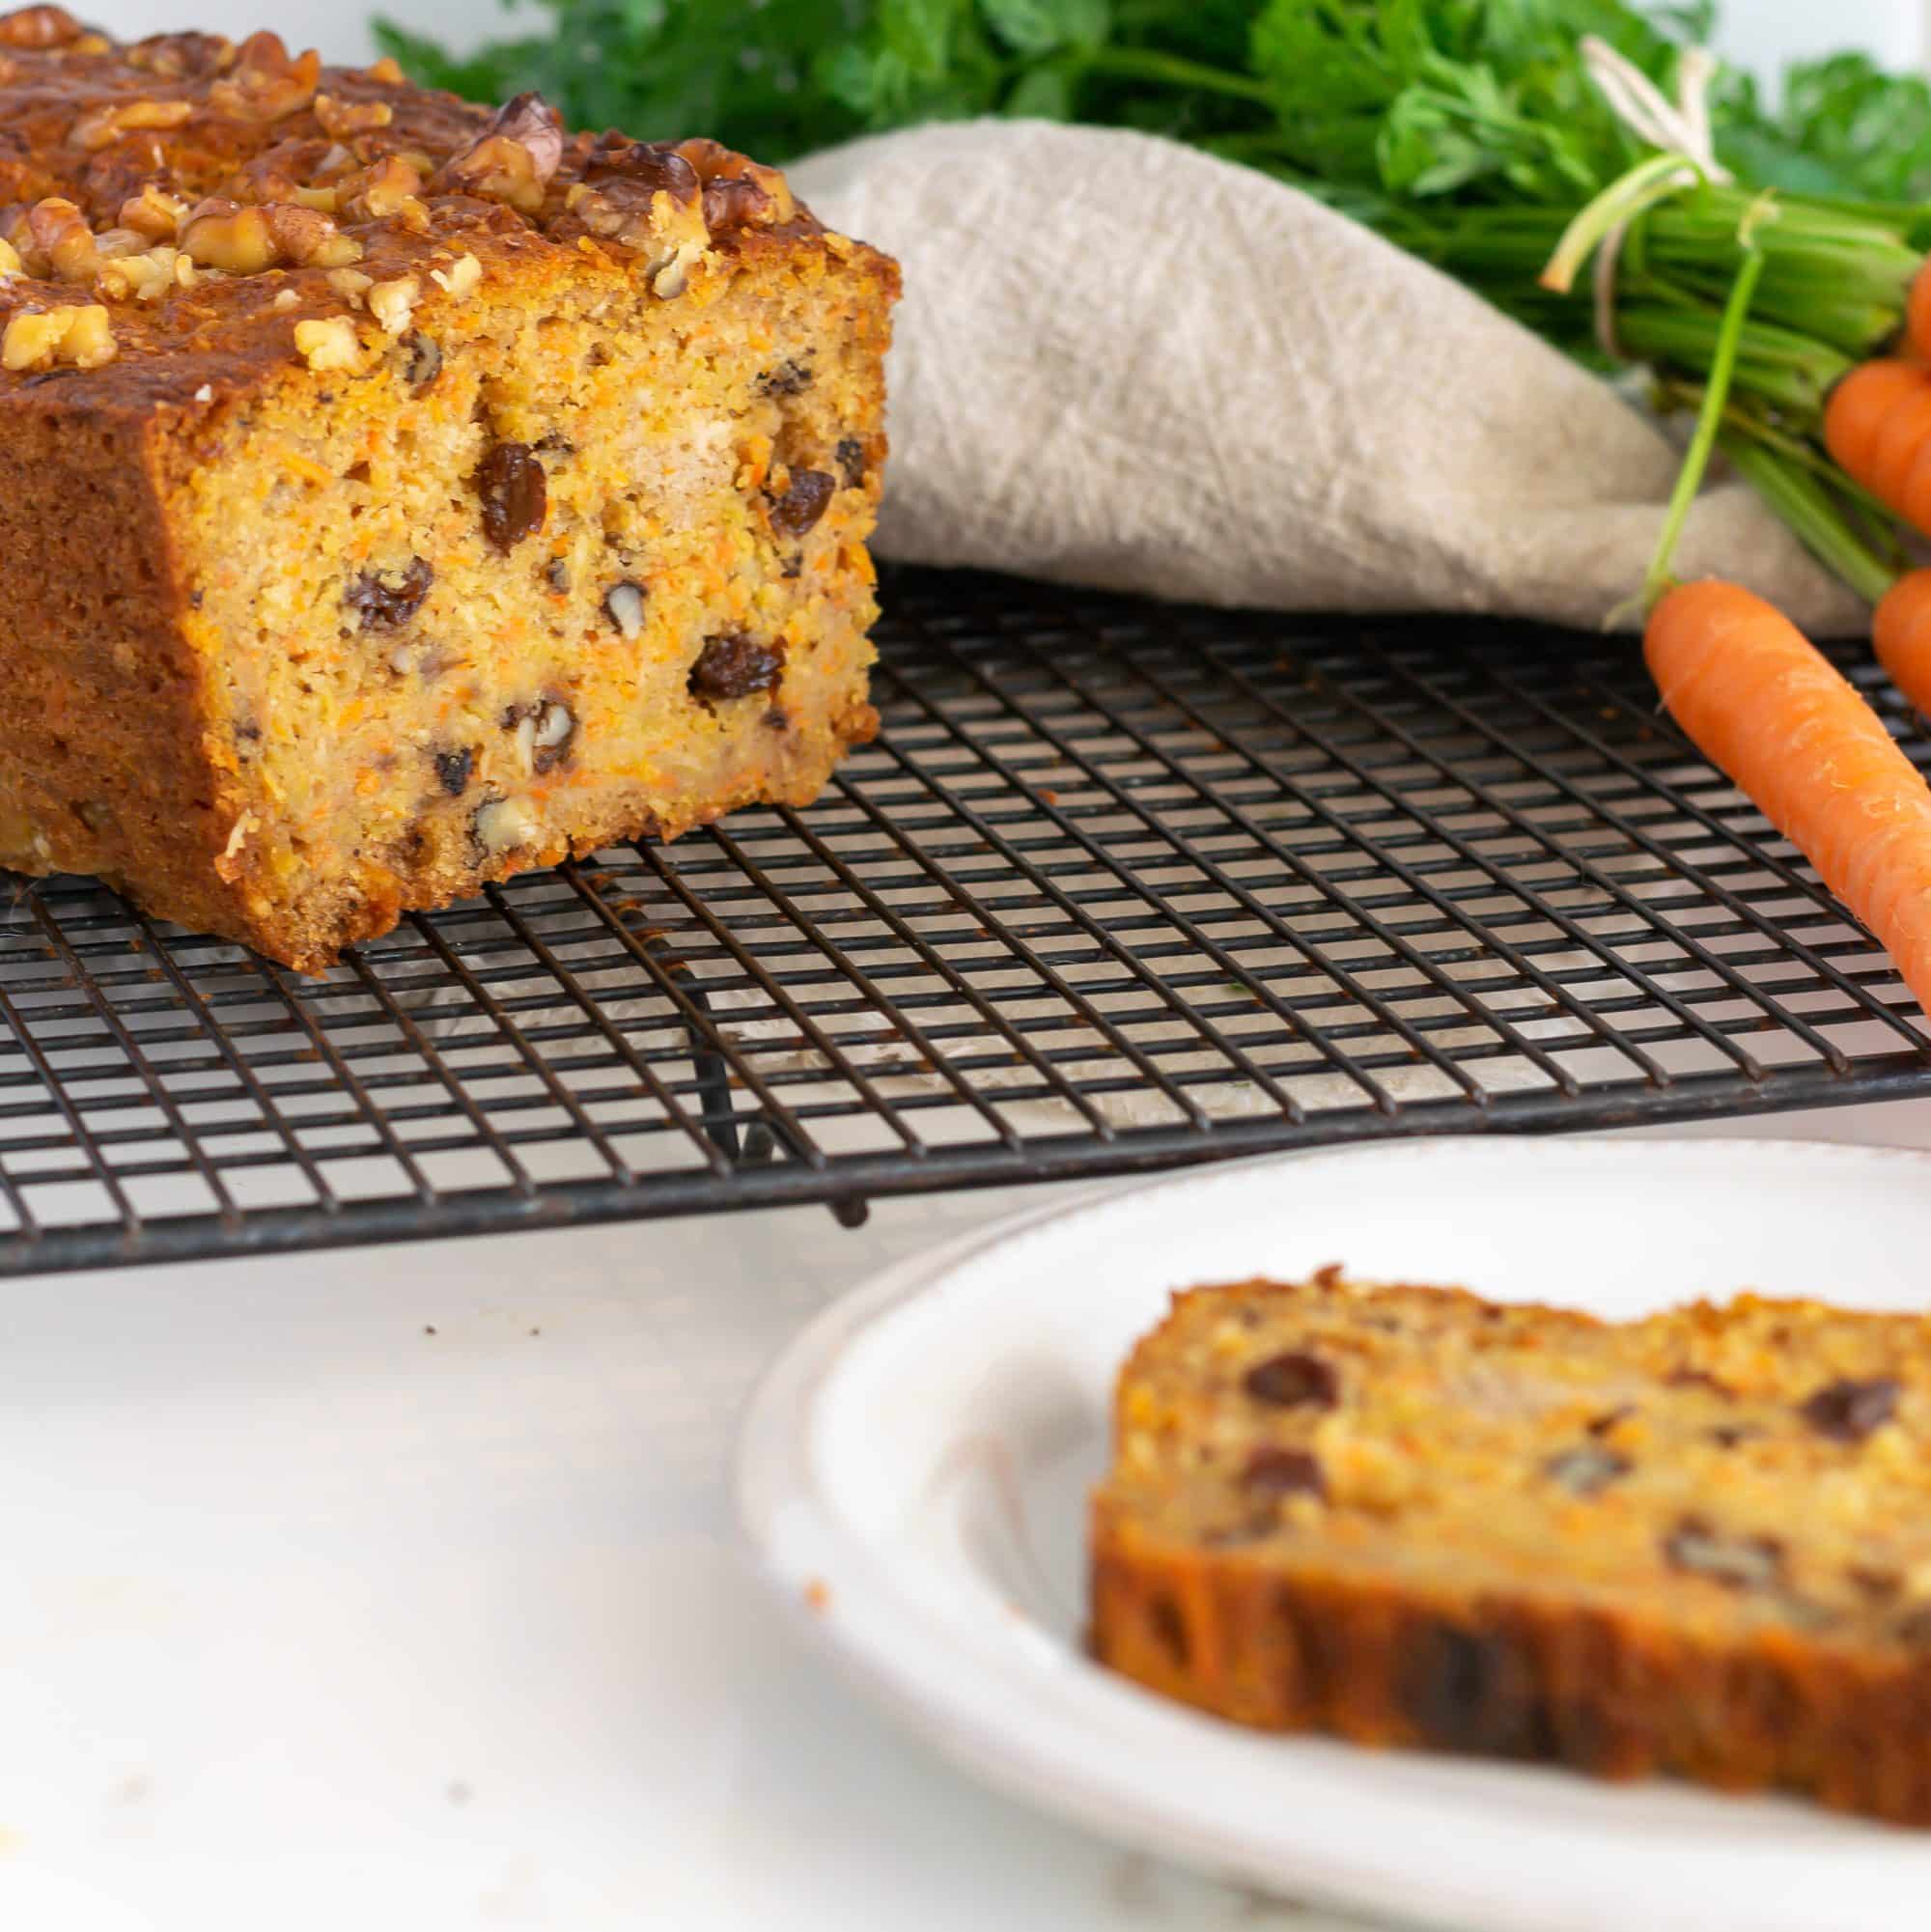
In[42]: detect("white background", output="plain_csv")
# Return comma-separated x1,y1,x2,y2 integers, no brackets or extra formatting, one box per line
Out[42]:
75,0,1931,93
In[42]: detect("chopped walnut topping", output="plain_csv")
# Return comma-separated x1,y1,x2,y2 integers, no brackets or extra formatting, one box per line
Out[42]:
126,30,232,79
181,197,359,272
119,183,187,239
264,201,360,267
313,93,393,139
2,309,61,369
366,55,405,84
366,273,419,335
270,286,298,311
25,196,98,280
69,29,106,53
429,252,481,299
69,98,194,151
671,137,798,232
338,154,428,229
179,198,275,273
2,302,114,371
0,236,20,278
0,6,83,49
566,143,711,295
433,91,563,214
293,315,361,373
324,266,371,304
94,242,179,301
208,30,319,124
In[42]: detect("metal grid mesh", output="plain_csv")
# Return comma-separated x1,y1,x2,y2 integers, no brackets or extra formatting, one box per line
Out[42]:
0,566,1925,1274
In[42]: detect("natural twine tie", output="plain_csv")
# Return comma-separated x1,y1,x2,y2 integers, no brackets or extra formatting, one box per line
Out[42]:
1580,34,1733,361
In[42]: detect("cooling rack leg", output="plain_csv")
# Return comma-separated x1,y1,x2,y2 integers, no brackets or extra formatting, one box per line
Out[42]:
737,1118,867,1228
639,937,741,1163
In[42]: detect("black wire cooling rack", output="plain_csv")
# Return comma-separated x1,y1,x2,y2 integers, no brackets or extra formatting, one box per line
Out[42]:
1,565,1928,1275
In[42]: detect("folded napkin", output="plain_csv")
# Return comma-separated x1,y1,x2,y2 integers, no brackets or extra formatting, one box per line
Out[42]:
789,121,1865,636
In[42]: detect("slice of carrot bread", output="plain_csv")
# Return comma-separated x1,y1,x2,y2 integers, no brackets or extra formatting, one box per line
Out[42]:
0,16,896,968
1091,1271,1931,1822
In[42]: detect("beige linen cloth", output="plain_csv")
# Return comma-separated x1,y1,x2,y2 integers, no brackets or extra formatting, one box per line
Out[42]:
790,119,1866,635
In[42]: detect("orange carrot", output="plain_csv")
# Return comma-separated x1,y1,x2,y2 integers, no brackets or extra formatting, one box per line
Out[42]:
1874,570,1931,717
1823,358,1931,535
1909,261,1931,366
1825,358,1926,476
1646,579,1931,1011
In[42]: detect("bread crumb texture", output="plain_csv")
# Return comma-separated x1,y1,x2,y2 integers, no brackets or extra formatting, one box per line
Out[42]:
0,13,897,967
1092,1272,1931,1823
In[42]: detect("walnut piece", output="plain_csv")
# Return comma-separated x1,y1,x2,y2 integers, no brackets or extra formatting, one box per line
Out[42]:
3,302,114,371
508,699,574,776
475,796,541,854
264,201,361,267
69,98,193,151
314,93,393,139
293,316,361,373
25,196,98,280
181,197,360,272
602,579,646,640
126,31,233,79
567,142,711,295
670,138,798,233
94,241,182,302
429,252,482,299
208,30,319,124
366,273,419,335
178,198,275,273
0,6,83,49
338,154,428,229
119,183,187,238
433,92,563,214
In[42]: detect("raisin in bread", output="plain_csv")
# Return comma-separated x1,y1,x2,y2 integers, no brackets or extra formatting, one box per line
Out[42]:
0,14,896,967
1091,1270,1931,1822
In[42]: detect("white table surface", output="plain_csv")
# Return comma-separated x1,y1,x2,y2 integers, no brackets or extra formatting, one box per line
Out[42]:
2,1100,1928,1932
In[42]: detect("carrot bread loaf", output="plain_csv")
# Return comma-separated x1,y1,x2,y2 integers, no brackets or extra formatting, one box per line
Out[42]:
0,13,896,967
1091,1271,1931,1823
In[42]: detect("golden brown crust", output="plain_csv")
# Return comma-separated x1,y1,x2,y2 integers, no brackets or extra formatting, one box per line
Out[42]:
1092,1517,1931,1821
0,386,241,932
1090,1274,1931,1824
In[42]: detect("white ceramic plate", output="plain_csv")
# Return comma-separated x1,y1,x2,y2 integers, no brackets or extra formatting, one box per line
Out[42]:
737,1137,1931,1932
